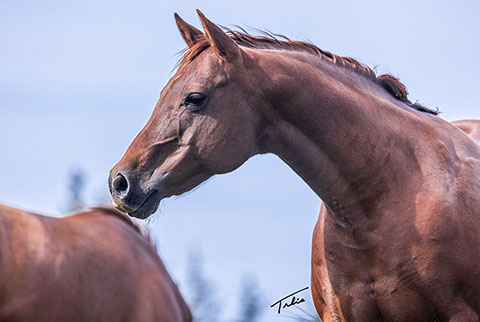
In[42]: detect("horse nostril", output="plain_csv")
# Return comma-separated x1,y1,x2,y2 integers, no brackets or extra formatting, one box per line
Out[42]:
113,173,129,196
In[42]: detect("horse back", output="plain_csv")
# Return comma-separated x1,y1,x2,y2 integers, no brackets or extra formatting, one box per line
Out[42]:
0,204,192,322
452,119,480,144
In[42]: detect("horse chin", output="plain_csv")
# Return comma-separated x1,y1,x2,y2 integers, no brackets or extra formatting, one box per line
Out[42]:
127,190,162,219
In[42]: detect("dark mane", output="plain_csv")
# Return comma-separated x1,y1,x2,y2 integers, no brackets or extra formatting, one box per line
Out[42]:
178,30,438,115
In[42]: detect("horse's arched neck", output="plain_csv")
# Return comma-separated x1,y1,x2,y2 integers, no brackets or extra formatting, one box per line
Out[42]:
250,50,429,217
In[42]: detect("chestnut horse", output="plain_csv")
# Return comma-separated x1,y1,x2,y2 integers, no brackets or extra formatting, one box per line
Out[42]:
109,10,480,321
0,205,192,322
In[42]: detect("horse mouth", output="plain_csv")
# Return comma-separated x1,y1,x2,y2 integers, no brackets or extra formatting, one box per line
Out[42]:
115,190,161,219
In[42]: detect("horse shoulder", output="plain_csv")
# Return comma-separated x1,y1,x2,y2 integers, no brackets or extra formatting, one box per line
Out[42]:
312,204,385,321
311,205,344,322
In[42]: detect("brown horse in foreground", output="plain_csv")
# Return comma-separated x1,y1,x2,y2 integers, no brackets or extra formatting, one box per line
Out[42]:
0,205,192,322
109,10,480,321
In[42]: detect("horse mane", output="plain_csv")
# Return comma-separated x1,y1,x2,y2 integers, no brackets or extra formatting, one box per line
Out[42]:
178,29,439,115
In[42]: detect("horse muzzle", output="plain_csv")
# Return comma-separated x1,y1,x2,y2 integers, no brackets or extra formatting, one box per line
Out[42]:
109,170,162,219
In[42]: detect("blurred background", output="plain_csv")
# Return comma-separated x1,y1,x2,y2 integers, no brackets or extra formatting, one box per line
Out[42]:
1,0,479,321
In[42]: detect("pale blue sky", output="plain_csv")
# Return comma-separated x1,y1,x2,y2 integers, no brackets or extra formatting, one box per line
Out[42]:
1,0,479,321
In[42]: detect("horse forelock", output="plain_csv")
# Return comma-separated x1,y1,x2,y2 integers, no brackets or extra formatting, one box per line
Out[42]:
177,29,439,116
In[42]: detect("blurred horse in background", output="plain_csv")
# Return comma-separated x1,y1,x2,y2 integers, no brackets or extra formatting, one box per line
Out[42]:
0,205,192,322
109,10,480,321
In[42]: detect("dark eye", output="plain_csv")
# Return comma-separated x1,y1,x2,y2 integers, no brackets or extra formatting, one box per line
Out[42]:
182,92,207,110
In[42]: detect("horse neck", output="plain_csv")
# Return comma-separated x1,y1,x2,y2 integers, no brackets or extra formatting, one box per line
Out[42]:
251,50,433,217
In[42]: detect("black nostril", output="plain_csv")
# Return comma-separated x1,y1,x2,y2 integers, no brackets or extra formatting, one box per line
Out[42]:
113,173,129,196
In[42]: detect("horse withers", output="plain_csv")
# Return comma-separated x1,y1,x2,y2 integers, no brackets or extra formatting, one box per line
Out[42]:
0,204,192,322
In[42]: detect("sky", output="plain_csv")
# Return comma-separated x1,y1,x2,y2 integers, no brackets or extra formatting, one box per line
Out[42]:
0,0,479,321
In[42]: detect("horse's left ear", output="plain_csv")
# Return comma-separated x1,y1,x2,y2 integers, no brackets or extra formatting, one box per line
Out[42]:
174,13,204,48
196,9,241,62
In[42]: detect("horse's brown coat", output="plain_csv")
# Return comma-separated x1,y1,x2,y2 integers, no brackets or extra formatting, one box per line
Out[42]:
453,120,480,143
0,205,192,322
109,11,480,321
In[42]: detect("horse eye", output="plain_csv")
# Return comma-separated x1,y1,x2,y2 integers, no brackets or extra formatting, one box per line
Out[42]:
183,92,207,110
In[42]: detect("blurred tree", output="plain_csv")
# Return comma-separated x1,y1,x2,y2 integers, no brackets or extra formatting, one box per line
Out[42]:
234,274,264,322
64,167,87,212
186,248,222,322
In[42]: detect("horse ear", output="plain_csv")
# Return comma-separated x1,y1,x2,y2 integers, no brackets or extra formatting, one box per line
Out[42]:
196,9,241,62
174,13,204,48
